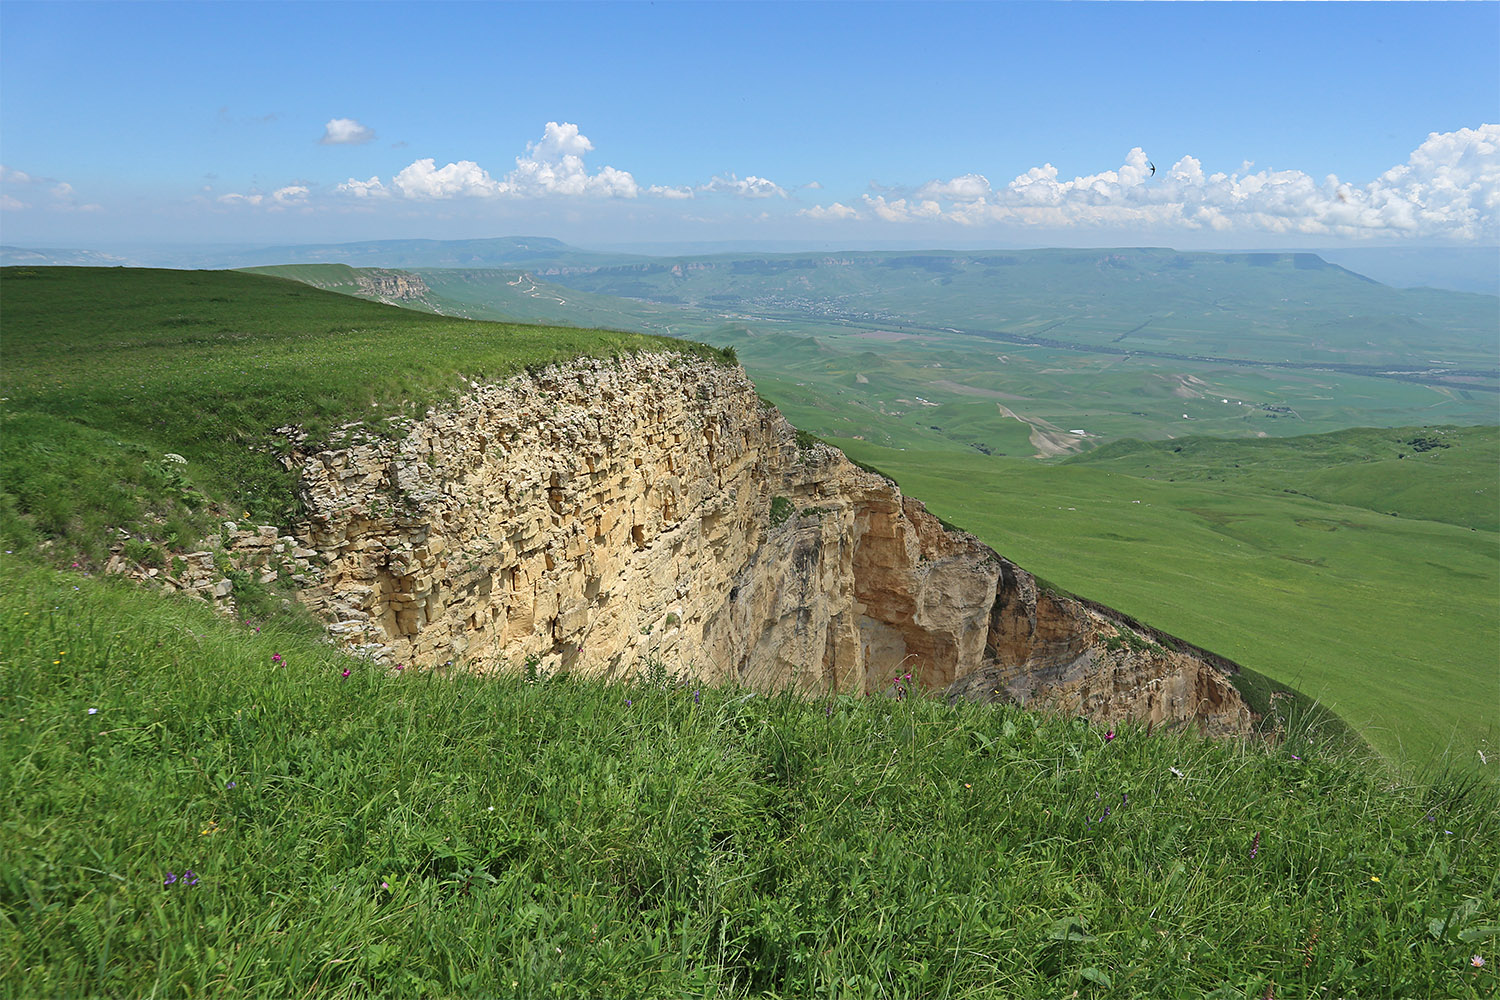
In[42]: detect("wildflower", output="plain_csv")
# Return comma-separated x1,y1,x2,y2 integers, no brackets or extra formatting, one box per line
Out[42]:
693,688,701,704
183,871,198,886
163,872,177,887
226,781,236,789
87,708,98,715
1105,729,1116,742
1473,956,1485,968
625,698,632,707
1170,766,1185,779
1249,831,1260,860
1370,876,1381,883
382,881,390,890
341,668,350,680
272,653,282,664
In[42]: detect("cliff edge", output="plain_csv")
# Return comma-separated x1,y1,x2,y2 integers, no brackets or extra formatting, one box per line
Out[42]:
288,351,1252,735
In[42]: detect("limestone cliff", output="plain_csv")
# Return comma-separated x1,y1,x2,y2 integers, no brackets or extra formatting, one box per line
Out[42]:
354,269,430,305
288,351,1252,735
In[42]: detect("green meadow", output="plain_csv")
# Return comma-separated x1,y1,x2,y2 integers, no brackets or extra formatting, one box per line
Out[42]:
2,563,1495,998
827,431,1498,769
2,266,1497,995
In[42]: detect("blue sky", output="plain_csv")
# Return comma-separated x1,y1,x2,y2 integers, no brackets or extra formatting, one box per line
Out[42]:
2,1,1497,250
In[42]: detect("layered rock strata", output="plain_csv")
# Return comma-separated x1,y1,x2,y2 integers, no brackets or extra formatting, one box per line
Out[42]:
289,351,1252,735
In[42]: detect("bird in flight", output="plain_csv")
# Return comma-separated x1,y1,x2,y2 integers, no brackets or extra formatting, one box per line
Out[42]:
1148,161,1156,177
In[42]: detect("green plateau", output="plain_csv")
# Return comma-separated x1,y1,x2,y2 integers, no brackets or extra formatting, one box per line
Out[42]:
2,263,1496,996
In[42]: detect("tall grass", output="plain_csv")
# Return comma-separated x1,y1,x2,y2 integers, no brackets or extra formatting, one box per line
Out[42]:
3,561,1494,998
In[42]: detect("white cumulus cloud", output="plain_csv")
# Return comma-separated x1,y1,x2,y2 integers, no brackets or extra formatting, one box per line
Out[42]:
648,184,695,200
346,122,641,201
917,173,991,202
700,173,787,199
860,194,942,222
392,158,504,199
336,175,389,198
320,117,377,145
508,122,639,197
216,185,312,210
797,201,860,220
798,126,1500,240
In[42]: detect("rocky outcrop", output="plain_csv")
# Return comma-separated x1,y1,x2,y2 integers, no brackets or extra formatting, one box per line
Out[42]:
355,269,429,304
282,351,1253,735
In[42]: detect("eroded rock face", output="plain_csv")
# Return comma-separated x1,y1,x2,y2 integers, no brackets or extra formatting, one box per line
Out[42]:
354,269,429,304
289,351,1253,735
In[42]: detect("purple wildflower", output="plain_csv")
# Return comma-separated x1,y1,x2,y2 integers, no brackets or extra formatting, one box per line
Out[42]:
163,872,177,887
1105,729,1116,742
341,668,350,680
1250,831,1261,860
272,653,282,664
183,871,199,886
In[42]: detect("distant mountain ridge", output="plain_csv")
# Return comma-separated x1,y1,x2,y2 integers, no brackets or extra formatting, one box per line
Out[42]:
3,236,1496,295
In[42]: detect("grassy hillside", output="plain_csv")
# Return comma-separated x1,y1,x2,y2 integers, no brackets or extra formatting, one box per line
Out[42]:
2,263,1496,995
3,562,1495,998
124,263,1498,765
1070,425,1499,532
831,434,1499,768
0,266,723,563
263,256,1500,443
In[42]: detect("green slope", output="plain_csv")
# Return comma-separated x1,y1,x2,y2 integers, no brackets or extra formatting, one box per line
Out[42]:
0,266,724,559
4,561,1496,997
832,436,1499,768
